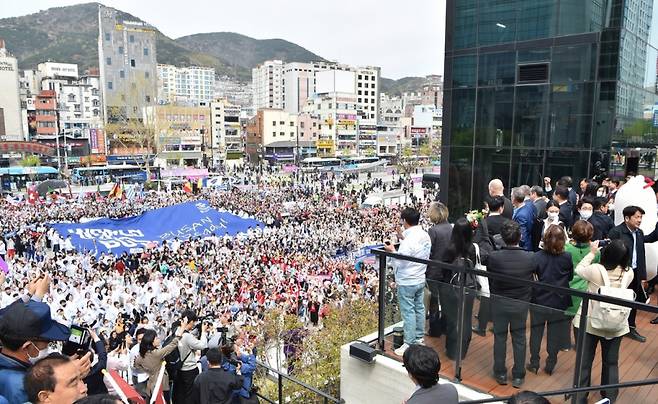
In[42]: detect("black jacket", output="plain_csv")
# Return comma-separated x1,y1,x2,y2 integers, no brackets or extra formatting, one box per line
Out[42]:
84,340,108,395
484,246,536,301
558,201,573,230
191,367,244,404
608,223,658,281
531,251,573,310
588,211,614,241
427,222,452,282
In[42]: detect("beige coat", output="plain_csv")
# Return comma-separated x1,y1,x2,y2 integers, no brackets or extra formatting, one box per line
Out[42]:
573,252,634,339
134,335,181,394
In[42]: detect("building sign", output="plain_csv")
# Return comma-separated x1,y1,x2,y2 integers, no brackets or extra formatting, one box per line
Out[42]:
80,155,107,165
654,111,658,128
0,61,15,72
410,127,428,134
337,113,357,120
89,129,106,154
317,140,334,148
359,125,377,131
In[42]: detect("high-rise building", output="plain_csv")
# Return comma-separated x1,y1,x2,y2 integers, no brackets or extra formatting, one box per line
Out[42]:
210,98,243,165
98,5,157,121
157,64,215,106
355,66,380,124
283,62,314,114
441,0,658,217
252,60,284,110
0,40,24,141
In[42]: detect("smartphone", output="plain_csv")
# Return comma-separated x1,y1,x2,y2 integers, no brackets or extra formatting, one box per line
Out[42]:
62,325,92,356
598,239,610,247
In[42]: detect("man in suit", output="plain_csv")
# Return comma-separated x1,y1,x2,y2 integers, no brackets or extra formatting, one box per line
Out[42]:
488,179,513,219
485,221,536,388
529,186,548,220
589,197,614,241
402,344,458,404
558,176,579,214
608,205,658,342
553,185,573,230
485,196,508,241
512,186,536,251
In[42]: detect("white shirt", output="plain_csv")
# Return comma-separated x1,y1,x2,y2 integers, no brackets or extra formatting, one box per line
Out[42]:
390,225,432,286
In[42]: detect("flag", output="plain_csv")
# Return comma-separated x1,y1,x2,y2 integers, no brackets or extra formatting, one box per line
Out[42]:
0,256,8,274
27,185,39,205
182,181,192,194
197,177,203,190
102,369,146,404
125,185,137,200
108,183,123,199
150,362,167,404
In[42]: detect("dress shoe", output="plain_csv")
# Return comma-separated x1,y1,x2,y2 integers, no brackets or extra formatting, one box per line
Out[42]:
512,377,524,388
472,326,486,337
544,363,556,376
651,316,658,325
525,363,539,375
494,373,508,385
626,328,647,343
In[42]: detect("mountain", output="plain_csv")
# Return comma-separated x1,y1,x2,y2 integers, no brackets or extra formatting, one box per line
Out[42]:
380,76,431,96
175,32,325,69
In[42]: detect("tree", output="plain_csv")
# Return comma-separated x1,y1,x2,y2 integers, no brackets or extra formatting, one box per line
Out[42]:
19,155,40,167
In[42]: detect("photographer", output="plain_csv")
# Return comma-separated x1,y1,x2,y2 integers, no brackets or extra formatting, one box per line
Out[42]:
191,348,243,404
221,338,258,403
173,310,208,404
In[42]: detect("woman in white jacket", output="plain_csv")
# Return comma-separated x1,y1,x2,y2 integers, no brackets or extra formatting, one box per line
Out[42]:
572,239,633,404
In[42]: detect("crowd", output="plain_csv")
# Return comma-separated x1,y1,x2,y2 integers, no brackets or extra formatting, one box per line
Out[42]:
388,175,658,404
0,168,429,404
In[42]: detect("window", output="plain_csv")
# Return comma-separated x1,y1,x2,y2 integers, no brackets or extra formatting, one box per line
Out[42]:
129,35,135,43
290,132,294,136
118,46,123,54
120,94,125,101
108,81,113,90
280,132,285,136
280,121,285,125
119,70,125,78
358,83,362,88
358,98,362,103
130,59,136,67
358,74,362,79
518,63,549,83
289,121,294,127
371,76,376,81
105,33,110,41
106,57,112,66
300,122,305,128
358,90,362,95
145,95,151,103
145,71,150,79
273,132,276,137
143,48,149,56
273,121,276,126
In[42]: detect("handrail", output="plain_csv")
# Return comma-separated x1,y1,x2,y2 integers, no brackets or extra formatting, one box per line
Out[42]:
373,248,658,313
373,247,658,403
254,360,344,403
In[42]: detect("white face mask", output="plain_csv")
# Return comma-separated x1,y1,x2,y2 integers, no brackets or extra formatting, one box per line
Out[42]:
579,210,593,220
608,203,615,211
27,342,53,364
547,212,559,221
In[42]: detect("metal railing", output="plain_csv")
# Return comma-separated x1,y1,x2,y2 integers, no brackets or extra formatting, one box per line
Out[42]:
253,360,344,404
373,248,658,403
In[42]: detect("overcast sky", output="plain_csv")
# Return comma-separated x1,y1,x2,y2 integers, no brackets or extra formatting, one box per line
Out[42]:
1,0,445,79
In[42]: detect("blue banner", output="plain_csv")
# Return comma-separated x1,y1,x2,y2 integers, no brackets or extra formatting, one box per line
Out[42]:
50,200,263,255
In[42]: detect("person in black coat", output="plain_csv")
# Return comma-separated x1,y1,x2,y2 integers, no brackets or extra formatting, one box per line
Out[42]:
527,226,573,376
191,348,243,404
588,197,614,241
608,205,658,343
484,220,536,388
553,185,573,230
426,202,452,337
488,179,513,219
83,330,108,395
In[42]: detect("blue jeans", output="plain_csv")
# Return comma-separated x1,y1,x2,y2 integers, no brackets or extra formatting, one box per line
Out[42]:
397,283,426,345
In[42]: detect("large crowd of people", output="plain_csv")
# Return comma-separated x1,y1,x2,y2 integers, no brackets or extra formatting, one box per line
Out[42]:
1,166,656,404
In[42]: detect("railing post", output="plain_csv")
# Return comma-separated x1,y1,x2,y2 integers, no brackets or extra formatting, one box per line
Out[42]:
278,373,283,404
571,296,590,403
454,262,467,381
378,252,386,351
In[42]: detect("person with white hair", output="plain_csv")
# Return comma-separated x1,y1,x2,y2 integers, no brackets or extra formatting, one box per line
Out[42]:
488,179,513,219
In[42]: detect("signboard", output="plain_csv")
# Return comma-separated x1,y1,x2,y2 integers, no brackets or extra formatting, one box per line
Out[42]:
50,200,263,255
410,127,428,134
89,129,106,154
653,111,658,128
317,140,334,148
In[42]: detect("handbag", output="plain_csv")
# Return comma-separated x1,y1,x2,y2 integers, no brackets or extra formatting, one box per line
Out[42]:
473,243,490,297
450,255,479,294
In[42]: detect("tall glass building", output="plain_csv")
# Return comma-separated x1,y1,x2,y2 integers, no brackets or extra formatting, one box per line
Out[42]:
440,0,658,216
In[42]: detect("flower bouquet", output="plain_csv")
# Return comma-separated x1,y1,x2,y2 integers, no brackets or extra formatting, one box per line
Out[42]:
465,210,485,229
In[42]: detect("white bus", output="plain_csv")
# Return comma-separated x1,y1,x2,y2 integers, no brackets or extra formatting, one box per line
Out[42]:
300,157,341,171
341,156,386,170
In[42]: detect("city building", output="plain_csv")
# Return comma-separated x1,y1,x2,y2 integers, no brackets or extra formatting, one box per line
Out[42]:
303,92,359,157
146,105,210,167
215,76,252,108
355,66,380,124
283,62,314,114
157,64,215,106
252,60,284,110
379,93,403,125
0,40,25,141
34,90,58,139
441,0,658,217
210,98,243,166
98,5,157,121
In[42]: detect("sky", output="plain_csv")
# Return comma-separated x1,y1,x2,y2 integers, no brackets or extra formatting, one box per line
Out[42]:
0,0,446,80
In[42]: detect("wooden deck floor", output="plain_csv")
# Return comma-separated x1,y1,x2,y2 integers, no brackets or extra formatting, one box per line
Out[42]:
385,295,658,403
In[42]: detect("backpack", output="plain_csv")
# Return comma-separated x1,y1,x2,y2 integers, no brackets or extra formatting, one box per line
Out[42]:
450,256,479,295
163,333,192,380
589,266,635,333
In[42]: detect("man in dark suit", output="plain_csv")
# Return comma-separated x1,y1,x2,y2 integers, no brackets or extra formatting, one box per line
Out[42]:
512,186,536,251
553,185,573,230
191,348,244,404
608,205,658,342
530,186,548,220
485,196,508,242
485,221,536,388
558,176,579,215
402,345,458,404
589,197,614,241
488,178,513,219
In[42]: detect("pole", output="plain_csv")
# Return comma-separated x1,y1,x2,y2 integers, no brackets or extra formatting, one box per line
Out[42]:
571,296,590,403
64,132,69,171
377,252,386,351
55,133,61,174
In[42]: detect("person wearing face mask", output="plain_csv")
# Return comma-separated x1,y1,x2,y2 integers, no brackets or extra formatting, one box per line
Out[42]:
538,201,569,250
0,298,72,404
586,197,614,241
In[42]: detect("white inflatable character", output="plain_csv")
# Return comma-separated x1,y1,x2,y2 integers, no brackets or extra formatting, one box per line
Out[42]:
613,175,658,281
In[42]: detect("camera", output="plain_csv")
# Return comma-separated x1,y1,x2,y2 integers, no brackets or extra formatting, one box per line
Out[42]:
62,324,92,357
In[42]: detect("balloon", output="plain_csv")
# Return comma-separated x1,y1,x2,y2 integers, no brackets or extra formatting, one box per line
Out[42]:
613,175,658,280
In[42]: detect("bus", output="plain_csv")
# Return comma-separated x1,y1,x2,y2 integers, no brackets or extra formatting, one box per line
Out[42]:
0,166,59,191
340,156,387,170
71,165,159,184
300,157,342,171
